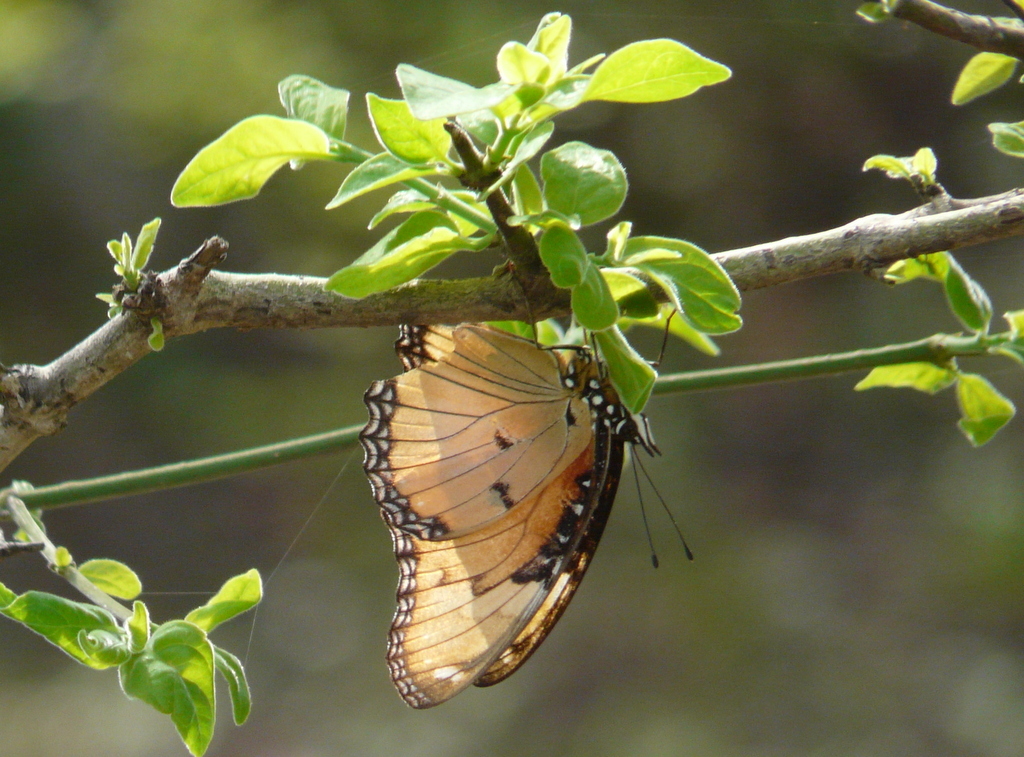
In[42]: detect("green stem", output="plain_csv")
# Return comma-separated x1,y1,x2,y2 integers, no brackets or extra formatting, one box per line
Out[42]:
653,333,982,394
7,333,988,513
12,426,360,512
339,144,497,234
3,494,132,620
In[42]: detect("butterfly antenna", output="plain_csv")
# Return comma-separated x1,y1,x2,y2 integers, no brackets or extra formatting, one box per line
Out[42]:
653,309,677,369
631,451,660,568
635,453,694,561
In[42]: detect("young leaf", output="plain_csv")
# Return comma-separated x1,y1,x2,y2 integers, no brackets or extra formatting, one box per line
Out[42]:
497,41,552,85
911,147,937,185
989,121,1024,157
633,305,721,356
119,621,216,757
885,251,949,284
512,164,544,216
78,628,133,666
571,264,619,331
325,211,466,298
0,580,16,607
857,2,893,22
951,52,1017,105
128,601,150,653
79,559,143,601
582,39,730,104
854,362,957,394
944,255,992,333
538,224,590,287
184,569,262,634
397,64,514,120
214,647,252,725
862,154,911,180
278,75,350,140
172,116,333,207
541,141,627,225
148,318,165,352
457,108,502,145
602,269,659,319
369,189,433,229
527,12,572,78
491,122,554,190
0,591,122,669
593,326,657,413
366,94,451,165
132,218,161,271
1004,309,1024,339
956,373,1015,446
326,152,438,208
626,237,741,334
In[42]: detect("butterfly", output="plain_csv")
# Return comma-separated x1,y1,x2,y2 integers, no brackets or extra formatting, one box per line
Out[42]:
360,323,656,708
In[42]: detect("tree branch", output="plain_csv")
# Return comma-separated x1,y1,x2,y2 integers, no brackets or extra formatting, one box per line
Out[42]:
891,0,1024,57
3,186,1024,475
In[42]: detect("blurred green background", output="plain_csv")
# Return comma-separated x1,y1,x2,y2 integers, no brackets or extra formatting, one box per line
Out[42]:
3,1,1024,755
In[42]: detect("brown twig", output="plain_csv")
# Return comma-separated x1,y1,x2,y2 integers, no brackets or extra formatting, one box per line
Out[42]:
3,187,1024,474
891,0,1024,58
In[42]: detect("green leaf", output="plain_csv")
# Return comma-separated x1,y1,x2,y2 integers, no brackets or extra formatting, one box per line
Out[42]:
854,362,957,394
571,263,619,331
989,121,1024,157
1,591,121,669
1004,309,1024,339
602,269,659,319
497,41,552,85
952,52,1017,105
885,251,950,284
541,141,627,225
0,580,16,607
397,64,514,120
54,546,73,569
582,39,730,104
148,317,165,352
119,621,216,757
512,164,544,216
325,211,466,298
185,569,262,633
593,326,657,413
368,189,432,229
366,94,451,165
911,147,937,184
214,647,252,725
862,154,911,179
457,108,502,145
78,628,133,666
538,224,590,287
491,122,554,191
278,75,350,140
128,601,150,653
172,116,332,207
856,2,892,22
79,559,143,601
326,152,438,209
527,12,572,78
956,373,1015,446
132,218,161,271
606,221,632,262
944,256,992,333
626,237,741,334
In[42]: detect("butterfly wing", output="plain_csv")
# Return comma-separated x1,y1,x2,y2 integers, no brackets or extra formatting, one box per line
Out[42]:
361,323,633,708
362,324,593,538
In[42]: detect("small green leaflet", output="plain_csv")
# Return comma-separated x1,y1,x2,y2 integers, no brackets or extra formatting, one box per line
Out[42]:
582,39,731,104
171,116,333,207
571,264,619,331
0,591,122,669
327,152,438,208
185,569,262,634
396,64,514,120
989,121,1024,157
79,559,143,600
952,52,1017,105
541,141,627,226
538,224,589,287
278,75,350,140
854,362,957,394
956,373,1015,446
366,94,451,165
325,211,467,298
594,327,657,413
